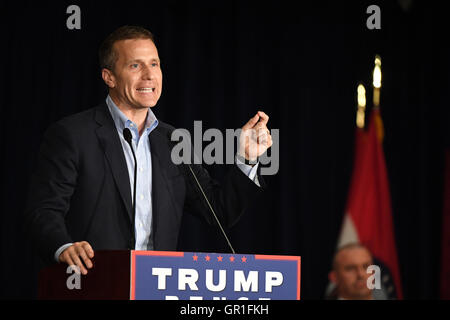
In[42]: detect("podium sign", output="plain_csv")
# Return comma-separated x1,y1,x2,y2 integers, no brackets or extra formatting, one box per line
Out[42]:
130,251,301,300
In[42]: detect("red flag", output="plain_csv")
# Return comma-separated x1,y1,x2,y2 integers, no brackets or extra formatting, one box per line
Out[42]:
440,150,450,299
337,108,403,299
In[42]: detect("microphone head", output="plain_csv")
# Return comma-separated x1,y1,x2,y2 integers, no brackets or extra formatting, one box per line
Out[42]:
123,128,133,144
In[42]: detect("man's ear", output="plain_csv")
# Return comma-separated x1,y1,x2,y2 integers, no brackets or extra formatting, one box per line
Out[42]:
102,68,116,88
329,271,337,284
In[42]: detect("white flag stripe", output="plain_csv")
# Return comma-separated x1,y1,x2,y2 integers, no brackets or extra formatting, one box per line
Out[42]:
337,213,360,248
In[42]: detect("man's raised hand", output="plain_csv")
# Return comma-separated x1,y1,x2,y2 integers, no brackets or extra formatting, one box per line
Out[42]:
239,111,273,163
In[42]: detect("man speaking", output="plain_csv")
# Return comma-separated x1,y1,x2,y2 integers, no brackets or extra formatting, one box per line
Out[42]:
25,26,273,275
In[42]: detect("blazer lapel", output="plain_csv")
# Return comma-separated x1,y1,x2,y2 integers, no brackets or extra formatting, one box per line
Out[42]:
94,104,133,223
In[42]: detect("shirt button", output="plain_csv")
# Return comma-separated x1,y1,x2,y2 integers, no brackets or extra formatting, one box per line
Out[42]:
139,223,143,228
140,194,144,200
140,167,143,172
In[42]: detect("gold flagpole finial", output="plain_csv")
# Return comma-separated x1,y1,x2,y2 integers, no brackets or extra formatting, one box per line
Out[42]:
356,83,366,129
373,55,382,107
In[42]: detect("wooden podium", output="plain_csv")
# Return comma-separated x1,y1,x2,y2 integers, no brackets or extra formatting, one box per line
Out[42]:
38,250,130,299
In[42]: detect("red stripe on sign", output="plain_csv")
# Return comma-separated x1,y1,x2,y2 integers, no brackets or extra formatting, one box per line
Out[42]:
254,254,299,261
133,250,185,257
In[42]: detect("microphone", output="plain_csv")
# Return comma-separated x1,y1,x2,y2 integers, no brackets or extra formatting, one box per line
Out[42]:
168,133,236,254
123,128,137,247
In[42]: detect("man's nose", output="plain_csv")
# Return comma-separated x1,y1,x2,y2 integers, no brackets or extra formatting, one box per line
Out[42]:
357,266,367,279
141,65,153,80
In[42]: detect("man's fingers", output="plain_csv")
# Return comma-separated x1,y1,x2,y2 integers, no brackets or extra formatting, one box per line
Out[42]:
69,251,88,275
256,127,273,150
264,132,273,148
257,111,269,125
242,111,269,130
61,251,74,266
256,128,267,143
59,247,87,274
77,247,93,269
82,242,94,259
242,114,260,130
256,126,270,137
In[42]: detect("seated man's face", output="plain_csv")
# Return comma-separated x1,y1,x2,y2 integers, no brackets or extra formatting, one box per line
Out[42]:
329,247,373,300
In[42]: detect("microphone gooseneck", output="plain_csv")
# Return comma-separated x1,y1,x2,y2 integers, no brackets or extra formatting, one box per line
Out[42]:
167,131,235,254
185,163,236,254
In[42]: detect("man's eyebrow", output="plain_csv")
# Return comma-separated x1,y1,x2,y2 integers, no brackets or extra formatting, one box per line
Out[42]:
125,59,142,64
125,58,160,64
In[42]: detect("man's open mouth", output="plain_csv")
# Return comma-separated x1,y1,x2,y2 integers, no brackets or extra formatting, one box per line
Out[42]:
136,88,155,92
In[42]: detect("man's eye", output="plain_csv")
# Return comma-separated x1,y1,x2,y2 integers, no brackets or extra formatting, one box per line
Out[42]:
131,63,139,68
151,63,158,67
344,266,355,272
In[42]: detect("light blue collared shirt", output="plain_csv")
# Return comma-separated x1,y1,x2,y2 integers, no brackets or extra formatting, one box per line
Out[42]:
106,95,159,251
54,96,259,261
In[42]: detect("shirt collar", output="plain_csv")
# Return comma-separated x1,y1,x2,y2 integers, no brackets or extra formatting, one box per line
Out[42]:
106,95,159,138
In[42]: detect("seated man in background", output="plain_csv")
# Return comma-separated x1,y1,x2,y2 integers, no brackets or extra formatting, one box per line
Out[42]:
327,243,382,300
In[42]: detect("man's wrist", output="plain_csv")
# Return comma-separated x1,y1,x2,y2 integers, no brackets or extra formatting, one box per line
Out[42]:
235,155,260,186
236,153,257,167
55,243,73,262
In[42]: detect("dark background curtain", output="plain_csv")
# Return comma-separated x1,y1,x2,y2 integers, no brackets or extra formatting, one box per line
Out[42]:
1,0,448,299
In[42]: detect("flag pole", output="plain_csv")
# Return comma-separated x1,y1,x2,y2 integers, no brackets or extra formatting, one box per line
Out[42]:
372,55,384,141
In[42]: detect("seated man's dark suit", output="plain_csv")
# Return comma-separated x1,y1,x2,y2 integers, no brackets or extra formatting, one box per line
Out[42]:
25,102,263,265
